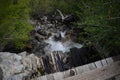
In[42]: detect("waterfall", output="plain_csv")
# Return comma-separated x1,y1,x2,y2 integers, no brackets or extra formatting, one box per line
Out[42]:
60,31,66,38
44,31,82,53
31,14,83,54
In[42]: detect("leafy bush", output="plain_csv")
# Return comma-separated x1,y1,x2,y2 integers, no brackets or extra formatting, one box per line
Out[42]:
76,0,120,56
0,0,33,50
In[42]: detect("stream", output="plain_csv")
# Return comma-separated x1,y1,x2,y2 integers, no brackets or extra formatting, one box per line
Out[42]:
44,31,82,53
30,10,83,55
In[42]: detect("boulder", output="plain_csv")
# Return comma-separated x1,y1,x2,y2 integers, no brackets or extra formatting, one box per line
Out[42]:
37,29,47,36
0,52,41,80
70,47,88,67
63,14,77,25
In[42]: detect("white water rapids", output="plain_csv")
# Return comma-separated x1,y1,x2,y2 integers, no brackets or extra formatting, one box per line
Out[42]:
44,32,82,53
32,14,83,53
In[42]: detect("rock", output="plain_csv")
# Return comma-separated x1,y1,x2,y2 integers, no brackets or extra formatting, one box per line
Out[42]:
70,47,88,67
0,52,41,80
63,14,77,25
54,34,61,41
37,29,47,36
2,43,24,53
55,16,62,22
30,30,36,36
40,16,48,22
69,70,75,76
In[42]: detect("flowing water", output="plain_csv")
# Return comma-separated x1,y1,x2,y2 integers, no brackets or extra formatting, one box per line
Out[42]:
31,14,83,54
44,31,82,53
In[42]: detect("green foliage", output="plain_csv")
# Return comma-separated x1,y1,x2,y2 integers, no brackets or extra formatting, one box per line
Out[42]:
0,0,33,49
76,0,120,56
30,0,56,15
37,67,45,75
29,0,84,16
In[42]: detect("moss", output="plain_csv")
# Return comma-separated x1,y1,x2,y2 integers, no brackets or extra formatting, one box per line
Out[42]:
37,67,45,75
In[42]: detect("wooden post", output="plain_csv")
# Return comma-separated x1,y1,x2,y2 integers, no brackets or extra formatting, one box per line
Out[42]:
51,52,57,72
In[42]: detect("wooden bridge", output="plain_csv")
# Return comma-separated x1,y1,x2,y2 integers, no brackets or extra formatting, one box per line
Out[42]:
32,55,120,80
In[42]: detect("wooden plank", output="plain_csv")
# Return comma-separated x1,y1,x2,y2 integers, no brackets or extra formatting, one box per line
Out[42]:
51,52,57,72
88,63,97,70
53,72,64,80
46,74,54,80
106,57,114,64
65,61,120,80
83,64,91,72
112,55,120,61
105,74,120,80
105,75,120,80
101,59,108,66
64,70,70,78
115,75,120,80
75,66,84,75
95,61,103,68
40,75,47,80
40,57,45,70
75,64,91,75
105,77,116,80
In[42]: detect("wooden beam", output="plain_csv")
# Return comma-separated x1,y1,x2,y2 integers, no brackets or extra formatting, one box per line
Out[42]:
65,61,120,80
